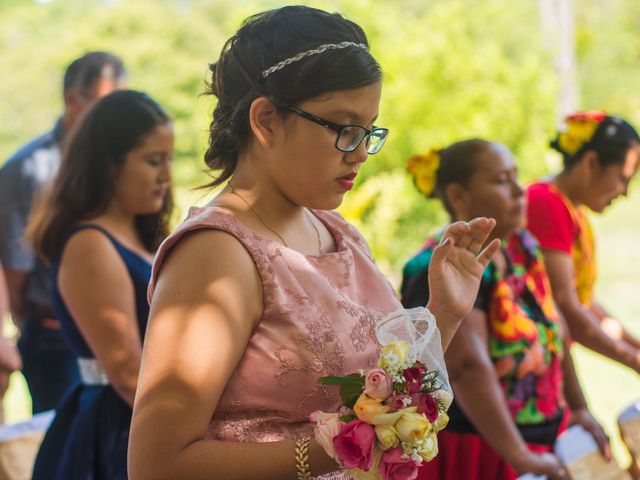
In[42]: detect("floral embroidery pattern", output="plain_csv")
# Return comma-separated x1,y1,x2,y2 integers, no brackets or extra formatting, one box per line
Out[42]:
154,207,402,443
404,230,564,425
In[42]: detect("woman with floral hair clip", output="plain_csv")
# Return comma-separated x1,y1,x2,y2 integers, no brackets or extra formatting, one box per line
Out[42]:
526,112,640,374
128,6,501,480
402,139,609,480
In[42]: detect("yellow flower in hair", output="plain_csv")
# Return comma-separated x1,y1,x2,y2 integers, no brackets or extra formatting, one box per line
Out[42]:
407,149,441,197
557,111,605,156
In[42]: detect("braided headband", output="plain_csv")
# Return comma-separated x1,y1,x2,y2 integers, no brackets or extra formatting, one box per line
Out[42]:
261,41,368,78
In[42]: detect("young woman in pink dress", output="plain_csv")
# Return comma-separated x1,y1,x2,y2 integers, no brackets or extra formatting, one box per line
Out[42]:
128,6,500,479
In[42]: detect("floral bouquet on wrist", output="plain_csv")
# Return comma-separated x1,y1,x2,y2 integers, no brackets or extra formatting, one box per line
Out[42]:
311,308,453,480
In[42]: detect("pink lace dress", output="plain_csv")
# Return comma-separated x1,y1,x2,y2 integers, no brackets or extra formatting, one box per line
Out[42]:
148,206,403,478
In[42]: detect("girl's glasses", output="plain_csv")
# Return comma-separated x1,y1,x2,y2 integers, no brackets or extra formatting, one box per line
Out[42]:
280,105,389,155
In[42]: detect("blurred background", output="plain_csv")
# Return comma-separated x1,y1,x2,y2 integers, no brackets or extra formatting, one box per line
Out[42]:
1,0,639,468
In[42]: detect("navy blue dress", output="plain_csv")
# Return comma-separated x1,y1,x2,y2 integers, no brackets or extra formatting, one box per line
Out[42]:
32,225,152,480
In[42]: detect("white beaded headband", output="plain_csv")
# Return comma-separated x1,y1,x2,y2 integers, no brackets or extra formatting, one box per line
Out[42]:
261,41,368,78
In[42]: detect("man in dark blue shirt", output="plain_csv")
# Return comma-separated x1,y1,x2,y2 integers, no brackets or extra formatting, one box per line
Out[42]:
0,52,127,412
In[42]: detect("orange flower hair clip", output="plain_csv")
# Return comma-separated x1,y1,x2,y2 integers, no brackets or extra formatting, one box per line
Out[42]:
407,149,441,197
557,110,607,156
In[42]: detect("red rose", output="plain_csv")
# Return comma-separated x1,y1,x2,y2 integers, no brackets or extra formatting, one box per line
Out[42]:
387,394,411,410
333,420,376,471
403,366,425,394
411,393,439,423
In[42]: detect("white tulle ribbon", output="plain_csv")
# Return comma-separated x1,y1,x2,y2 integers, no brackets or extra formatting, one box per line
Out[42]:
375,307,453,410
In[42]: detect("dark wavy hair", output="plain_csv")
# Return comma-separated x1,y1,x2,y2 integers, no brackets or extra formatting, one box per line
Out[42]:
551,114,640,170
203,5,382,187
29,90,173,261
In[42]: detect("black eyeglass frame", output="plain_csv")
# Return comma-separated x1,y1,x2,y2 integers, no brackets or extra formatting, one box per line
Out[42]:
278,104,389,155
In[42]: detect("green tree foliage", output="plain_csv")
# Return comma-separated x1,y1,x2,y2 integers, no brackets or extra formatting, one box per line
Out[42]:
576,0,640,120
0,0,630,279
333,0,558,278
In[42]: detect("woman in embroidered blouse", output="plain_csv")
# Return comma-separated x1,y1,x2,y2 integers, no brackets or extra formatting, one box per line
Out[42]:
526,112,640,375
402,139,609,480
128,6,501,480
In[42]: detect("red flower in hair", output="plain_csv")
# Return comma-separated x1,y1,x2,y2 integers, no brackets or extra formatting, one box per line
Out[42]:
566,110,606,123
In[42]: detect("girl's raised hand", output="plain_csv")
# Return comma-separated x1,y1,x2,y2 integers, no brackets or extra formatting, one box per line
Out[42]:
427,217,500,349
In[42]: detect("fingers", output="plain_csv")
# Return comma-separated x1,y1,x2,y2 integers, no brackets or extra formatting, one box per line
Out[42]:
440,221,471,248
441,218,496,254
477,238,501,267
557,466,569,480
573,411,612,461
591,426,612,461
467,217,496,254
544,455,569,480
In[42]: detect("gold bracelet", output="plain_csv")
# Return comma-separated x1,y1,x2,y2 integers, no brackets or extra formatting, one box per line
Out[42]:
295,435,312,480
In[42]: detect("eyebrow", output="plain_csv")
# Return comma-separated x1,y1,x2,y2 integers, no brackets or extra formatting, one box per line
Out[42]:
326,109,379,125
491,166,518,175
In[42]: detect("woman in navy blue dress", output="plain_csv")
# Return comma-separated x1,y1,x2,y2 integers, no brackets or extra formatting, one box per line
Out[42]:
27,90,174,479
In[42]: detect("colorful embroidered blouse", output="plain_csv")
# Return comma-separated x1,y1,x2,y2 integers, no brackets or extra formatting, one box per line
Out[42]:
526,181,597,306
401,230,564,434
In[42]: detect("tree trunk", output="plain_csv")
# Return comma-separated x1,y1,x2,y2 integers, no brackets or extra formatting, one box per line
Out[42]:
539,0,580,124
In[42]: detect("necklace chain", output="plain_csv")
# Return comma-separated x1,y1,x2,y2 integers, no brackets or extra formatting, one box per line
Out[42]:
228,185,324,255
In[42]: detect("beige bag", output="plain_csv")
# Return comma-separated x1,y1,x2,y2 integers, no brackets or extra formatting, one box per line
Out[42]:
0,411,54,480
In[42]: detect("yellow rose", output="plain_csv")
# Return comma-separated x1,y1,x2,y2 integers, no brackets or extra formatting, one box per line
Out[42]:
378,341,411,370
353,393,390,424
395,411,430,442
407,149,440,197
375,425,400,450
371,406,417,426
419,430,439,462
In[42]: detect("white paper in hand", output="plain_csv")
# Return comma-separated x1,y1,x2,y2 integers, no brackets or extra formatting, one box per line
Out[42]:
555,425,629,480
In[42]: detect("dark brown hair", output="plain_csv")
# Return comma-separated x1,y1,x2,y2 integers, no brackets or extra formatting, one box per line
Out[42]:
433,139,493,216
29,90,173,261
204,5,382,187
63,51,127,96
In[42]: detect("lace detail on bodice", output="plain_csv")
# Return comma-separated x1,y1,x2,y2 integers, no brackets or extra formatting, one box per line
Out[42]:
149,206,402,443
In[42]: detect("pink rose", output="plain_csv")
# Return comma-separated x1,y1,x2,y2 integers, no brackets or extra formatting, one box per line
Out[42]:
364,368,393,400
310,411,343,460
403,366,425,394
379,447,420,480
333,420,376,471
411,393,439,423
387,394,411,410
